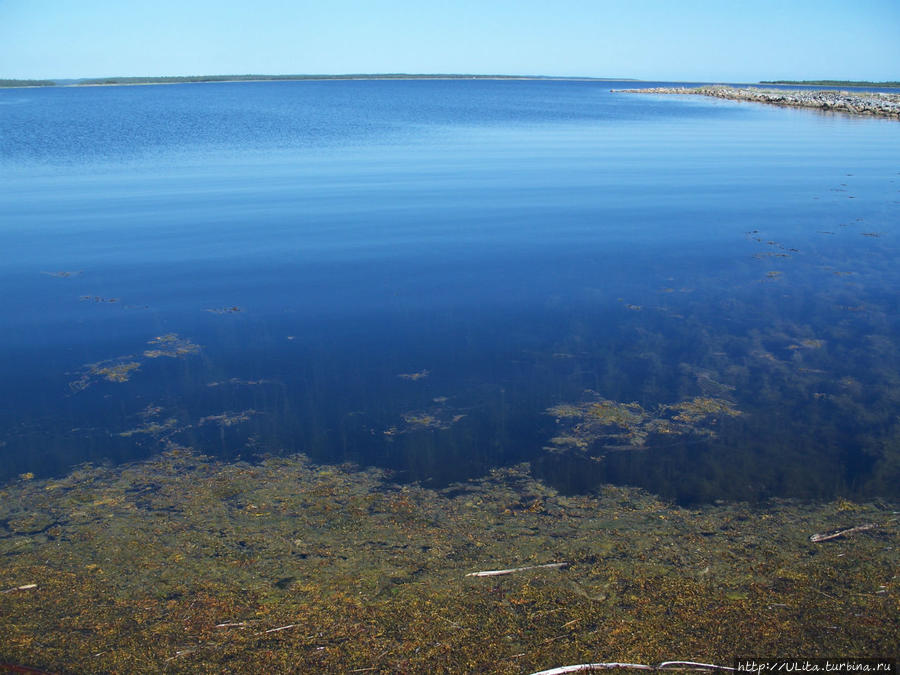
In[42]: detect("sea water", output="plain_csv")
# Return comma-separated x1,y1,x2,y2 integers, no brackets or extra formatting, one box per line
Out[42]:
1,79,898,502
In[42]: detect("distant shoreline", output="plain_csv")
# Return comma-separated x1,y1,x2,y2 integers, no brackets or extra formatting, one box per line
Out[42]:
3,75,897,91
0,74,638,89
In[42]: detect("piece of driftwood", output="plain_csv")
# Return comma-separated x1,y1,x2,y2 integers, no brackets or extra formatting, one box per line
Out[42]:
809,523,875,543
527,660,736,674
465,562,569,577
256,624,297,635
1,584,37,594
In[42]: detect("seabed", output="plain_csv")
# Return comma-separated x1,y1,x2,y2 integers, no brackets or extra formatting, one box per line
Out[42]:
1,449,896,673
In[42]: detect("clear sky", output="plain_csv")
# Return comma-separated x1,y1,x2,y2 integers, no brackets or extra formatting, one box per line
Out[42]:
1,0,898,82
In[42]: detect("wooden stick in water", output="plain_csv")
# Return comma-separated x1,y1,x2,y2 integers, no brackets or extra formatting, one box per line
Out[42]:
809,523,875,543
465,562,568,577
1,584,37,594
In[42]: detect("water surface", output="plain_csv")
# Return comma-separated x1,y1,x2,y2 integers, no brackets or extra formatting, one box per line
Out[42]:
2,80,898,502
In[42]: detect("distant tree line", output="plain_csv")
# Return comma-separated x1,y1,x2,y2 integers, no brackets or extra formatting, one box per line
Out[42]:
1,74,623,88
0,79,57,87
72,74,561,85
760,80,900,88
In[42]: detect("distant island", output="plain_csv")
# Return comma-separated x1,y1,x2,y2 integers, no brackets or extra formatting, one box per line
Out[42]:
760,80,900,88
0,73,636,88
0,78,57,87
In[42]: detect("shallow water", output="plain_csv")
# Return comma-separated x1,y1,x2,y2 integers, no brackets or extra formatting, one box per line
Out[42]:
1,80,899,502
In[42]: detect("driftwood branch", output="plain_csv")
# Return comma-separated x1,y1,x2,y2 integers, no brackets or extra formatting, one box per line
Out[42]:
528,661,736,675
1,584,38,594
466,562,569,578
255,624,297,635
809,523,875,543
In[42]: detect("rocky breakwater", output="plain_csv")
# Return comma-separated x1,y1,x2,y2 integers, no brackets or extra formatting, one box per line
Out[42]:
618,85,900,120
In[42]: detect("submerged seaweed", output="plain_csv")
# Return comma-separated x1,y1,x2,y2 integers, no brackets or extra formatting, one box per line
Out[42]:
68,357,141,392
0,450,895,673
546,393,740,455
143,333,201,359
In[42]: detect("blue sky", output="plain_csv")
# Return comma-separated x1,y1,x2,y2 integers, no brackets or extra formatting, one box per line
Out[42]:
1,0,898,82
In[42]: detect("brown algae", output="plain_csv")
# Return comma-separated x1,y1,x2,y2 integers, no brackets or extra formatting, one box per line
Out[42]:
546,394,740,454
0,449,896,673
144,333,201,359
68,358,142,392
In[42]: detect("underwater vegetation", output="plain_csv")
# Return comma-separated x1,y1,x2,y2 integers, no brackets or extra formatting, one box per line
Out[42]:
143,334,201,359
67,334,201,394
0,450,896,673
40,271,82,278
198,409,259,428
205,306,242,314
68,358,142,392
546,394,740,455
384,396,468,437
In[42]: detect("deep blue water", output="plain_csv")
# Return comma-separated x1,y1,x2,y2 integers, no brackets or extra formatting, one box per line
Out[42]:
1,80,898,502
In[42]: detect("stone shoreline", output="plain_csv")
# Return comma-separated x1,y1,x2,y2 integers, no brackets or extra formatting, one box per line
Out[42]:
618,85,900,120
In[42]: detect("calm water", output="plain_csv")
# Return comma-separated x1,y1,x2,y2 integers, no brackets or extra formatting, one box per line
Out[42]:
1,80,898,502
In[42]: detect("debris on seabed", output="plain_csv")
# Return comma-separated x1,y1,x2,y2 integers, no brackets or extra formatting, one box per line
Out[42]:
809,523,876,543
466,562,569,578
1,584,38,594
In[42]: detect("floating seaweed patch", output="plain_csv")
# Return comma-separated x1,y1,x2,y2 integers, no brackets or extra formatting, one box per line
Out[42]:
205,306,242,314
69,358,141,392
545,392,740,456
765,270,782,279
144,333,201,358
397,369,429,381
